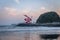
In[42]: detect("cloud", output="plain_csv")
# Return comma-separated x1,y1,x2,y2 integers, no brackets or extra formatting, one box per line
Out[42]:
4,7,51,20
0,7,25,25
4,7,25,20
0,6,52,25
4,7,17,16
14,0,20,4
56,8,60,16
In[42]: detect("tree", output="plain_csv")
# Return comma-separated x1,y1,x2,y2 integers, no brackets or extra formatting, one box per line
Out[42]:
36,11,60,23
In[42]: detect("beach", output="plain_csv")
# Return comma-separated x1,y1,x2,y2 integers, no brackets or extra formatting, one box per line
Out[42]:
0,26,60,40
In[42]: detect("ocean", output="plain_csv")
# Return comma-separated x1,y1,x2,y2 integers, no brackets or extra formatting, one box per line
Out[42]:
0,25,60,40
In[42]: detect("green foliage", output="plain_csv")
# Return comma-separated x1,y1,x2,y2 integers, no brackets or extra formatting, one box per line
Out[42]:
36,11,60,23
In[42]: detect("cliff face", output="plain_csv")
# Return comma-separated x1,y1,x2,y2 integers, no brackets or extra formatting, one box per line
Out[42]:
36,11,60,23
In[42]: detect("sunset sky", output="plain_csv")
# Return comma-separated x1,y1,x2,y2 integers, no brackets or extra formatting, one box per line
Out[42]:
0,0,60,25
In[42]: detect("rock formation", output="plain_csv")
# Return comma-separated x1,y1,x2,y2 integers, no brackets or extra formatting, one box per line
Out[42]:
36,11,60,23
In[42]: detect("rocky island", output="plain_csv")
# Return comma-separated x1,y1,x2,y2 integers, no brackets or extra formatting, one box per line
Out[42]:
16,11,60,27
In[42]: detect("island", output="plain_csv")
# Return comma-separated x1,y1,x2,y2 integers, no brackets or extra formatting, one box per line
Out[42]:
16,11,60,27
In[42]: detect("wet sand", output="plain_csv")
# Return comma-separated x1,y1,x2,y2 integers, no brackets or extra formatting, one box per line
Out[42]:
0,31,60,40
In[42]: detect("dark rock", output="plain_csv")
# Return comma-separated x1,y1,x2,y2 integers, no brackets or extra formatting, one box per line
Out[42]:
36,11,60,23
16,23,41,26
40,34,59,39
16,23,60,27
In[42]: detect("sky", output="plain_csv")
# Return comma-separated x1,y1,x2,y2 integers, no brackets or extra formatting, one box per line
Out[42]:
0,0,60,25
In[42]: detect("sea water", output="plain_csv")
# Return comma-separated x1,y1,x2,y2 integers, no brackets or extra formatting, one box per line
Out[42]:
0,25,60,40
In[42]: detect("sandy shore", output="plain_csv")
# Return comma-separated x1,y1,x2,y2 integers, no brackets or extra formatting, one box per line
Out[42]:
0,31,60,40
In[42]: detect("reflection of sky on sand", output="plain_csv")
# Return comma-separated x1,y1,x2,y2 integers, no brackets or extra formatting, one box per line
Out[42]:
0,30,41,40
0,27,60,40
0,31,60,40
0,32,25,40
